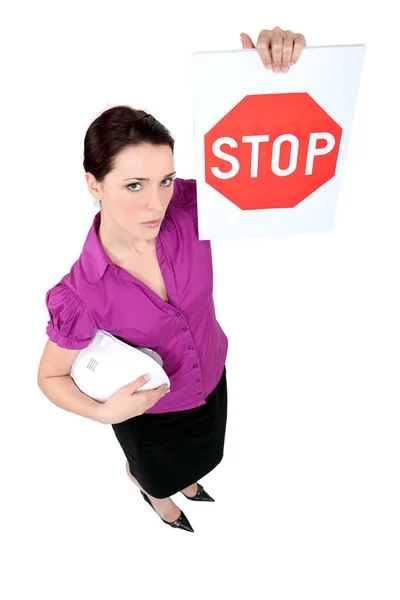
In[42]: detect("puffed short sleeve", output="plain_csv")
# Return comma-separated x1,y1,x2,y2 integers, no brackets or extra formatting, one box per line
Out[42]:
45,283,97,350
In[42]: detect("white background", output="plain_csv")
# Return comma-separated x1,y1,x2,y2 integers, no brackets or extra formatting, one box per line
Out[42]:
1,1,399,599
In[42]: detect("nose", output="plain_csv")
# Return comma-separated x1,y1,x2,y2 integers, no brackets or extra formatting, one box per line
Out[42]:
146,190,165,213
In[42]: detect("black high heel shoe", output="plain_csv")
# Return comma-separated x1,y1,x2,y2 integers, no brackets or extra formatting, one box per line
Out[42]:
140,490,194,532
180,483,215,502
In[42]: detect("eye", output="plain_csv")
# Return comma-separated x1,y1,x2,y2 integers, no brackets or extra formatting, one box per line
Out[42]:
161,177,175,186
127,183,141,192
126,177,175,192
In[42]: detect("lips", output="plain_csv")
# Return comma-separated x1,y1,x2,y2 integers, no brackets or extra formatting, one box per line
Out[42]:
143,219,161,225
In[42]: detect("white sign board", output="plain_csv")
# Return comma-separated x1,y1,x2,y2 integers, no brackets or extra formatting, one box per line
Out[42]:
191,45,366,240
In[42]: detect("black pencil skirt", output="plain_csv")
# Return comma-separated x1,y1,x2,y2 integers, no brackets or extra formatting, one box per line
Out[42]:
111,365,228,498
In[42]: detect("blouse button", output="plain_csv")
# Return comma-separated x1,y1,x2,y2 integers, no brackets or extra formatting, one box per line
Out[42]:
188,346,194,350
196,379,201,384
193,364,198,369
182,327,188,332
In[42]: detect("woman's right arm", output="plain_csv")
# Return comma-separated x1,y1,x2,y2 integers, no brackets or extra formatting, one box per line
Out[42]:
37,340,168,425
37,340,107,424
41,284,168,424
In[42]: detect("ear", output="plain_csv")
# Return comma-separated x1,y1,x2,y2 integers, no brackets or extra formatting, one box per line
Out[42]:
85,172,102,202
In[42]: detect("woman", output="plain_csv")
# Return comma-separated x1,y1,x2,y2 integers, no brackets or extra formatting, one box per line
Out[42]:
37,27,307,533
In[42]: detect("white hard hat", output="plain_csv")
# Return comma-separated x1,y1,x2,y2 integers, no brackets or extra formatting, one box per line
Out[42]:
70,329,170,403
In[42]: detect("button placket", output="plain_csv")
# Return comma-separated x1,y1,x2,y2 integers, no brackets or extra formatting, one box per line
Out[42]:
175,309,203,401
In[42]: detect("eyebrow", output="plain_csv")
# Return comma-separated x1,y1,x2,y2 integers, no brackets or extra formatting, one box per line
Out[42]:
122,171,177,182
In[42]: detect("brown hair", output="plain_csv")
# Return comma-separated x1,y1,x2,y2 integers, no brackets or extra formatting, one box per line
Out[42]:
83,105,175,182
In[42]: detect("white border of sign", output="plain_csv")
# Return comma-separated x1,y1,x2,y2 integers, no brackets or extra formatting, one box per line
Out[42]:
191,45,366,240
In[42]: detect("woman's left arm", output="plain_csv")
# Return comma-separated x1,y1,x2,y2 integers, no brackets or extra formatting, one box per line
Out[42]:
240,26,307,73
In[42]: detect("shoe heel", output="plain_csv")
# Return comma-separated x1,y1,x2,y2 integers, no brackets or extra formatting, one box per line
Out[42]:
180,483,215,502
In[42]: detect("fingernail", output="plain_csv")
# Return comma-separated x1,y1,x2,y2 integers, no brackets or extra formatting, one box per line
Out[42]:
266,63,272,69
281,67,289,73
273,67,280,73
144,374,150,382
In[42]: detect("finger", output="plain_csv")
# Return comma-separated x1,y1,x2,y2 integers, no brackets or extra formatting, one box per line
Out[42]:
291,33,307,65
155,384,169,396
281,31,295,72
240,32,255,49
151,385,169,404
126,374,150,394
270,27,284,72
256,29,273,69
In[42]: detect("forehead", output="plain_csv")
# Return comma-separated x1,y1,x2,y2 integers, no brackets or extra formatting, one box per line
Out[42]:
113,144,174,175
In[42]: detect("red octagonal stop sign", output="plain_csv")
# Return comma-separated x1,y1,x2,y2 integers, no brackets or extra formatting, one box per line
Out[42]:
204,93,343,210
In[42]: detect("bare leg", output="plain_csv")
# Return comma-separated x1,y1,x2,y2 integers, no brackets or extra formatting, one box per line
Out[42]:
125,460,146,492
125,460,181,522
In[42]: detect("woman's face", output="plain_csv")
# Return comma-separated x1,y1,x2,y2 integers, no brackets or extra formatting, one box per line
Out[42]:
86,143,176,238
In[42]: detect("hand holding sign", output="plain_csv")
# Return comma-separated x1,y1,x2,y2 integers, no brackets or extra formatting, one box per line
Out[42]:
240,26,307,72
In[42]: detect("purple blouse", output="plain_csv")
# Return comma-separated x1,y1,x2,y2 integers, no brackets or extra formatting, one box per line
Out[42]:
45,177,229,414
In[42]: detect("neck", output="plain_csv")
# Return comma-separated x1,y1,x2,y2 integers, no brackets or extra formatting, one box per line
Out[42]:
97,211,155,260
